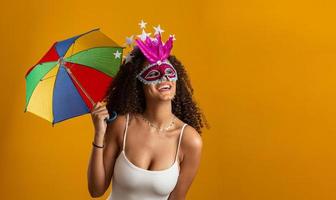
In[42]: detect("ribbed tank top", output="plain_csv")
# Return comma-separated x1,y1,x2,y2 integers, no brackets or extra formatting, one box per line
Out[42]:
107,113,188,200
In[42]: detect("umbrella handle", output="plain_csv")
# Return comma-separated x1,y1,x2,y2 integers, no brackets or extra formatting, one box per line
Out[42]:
104,111,118,123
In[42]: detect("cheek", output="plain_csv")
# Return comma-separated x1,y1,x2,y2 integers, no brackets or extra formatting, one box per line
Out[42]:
173,82,177,90
143,84,158,95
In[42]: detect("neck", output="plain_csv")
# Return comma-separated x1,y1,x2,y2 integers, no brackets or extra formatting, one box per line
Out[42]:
143,100,174,128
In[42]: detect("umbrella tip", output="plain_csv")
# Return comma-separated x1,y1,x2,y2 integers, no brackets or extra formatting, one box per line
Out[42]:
91,27,100,32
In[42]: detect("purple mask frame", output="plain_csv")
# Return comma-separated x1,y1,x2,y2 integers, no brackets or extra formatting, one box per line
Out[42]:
136,59,178,84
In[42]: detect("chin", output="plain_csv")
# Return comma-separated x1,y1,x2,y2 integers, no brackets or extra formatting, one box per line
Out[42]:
158,97,173,102
157,94,174,101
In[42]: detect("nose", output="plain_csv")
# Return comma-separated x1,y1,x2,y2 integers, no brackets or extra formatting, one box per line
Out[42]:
161,75,170,81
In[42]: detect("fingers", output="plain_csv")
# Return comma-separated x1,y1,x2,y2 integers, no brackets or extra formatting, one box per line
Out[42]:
93,101,104,109
92,110,109,120
97,113,110,121
92,106,107,114
93,110,109,116
92,101,108,113
91,103,109,121
91,101,118,125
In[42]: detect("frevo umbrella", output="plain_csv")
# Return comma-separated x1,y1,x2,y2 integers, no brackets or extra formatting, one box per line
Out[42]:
24,28,122,126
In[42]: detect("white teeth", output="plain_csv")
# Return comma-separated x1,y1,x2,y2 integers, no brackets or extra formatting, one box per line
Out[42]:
159,85,171,90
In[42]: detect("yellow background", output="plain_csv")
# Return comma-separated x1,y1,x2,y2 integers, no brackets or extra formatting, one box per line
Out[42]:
1,0,336,199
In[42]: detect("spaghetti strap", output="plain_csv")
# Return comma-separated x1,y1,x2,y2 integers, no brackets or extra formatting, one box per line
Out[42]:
122,113,130,151
175,123,188,162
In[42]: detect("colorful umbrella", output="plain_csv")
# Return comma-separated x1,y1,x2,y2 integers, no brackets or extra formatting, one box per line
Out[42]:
24,28,123,126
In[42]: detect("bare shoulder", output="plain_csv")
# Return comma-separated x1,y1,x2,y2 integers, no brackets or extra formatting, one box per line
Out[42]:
182,125,203,148
180,125,203,160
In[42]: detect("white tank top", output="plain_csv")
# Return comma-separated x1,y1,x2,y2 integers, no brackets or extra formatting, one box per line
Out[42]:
107,113,188,200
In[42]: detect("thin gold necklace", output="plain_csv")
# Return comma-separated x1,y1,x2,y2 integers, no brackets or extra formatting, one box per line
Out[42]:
140,114,176,133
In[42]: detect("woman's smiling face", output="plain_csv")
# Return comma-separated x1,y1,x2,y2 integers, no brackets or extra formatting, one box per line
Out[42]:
141,61,177,102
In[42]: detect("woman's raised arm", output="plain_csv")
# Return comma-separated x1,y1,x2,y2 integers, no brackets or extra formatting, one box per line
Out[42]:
87,102,125,197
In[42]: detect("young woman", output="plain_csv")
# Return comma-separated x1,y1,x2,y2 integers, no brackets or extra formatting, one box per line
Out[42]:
87,32,208,200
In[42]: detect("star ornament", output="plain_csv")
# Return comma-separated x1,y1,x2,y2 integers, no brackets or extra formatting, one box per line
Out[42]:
125,35,134,47
138,19,147,29
153,25,164,35
137,29,152,41
113,50,121,59
169,34,176,41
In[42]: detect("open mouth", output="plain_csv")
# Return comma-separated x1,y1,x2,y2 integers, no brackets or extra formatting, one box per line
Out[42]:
157,83,172,92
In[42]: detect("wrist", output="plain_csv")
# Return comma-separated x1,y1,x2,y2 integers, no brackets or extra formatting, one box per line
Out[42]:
93,134,104,146
92,141,104,148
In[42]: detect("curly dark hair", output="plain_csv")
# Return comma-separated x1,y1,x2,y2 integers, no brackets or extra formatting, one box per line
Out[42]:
105,47,209,135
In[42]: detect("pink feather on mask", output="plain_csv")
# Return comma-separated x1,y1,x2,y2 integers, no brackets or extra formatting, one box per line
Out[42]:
135,33,174,64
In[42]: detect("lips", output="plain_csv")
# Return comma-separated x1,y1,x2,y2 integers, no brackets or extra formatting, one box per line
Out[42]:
157,83,172,92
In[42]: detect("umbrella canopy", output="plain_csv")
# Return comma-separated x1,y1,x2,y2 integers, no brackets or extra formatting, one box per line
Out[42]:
24,28,123,125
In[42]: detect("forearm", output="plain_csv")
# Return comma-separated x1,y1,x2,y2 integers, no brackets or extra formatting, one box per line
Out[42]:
87,134,106,197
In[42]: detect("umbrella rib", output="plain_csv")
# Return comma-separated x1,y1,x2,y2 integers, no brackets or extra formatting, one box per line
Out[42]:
40,75,57,81
64,66,95,107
